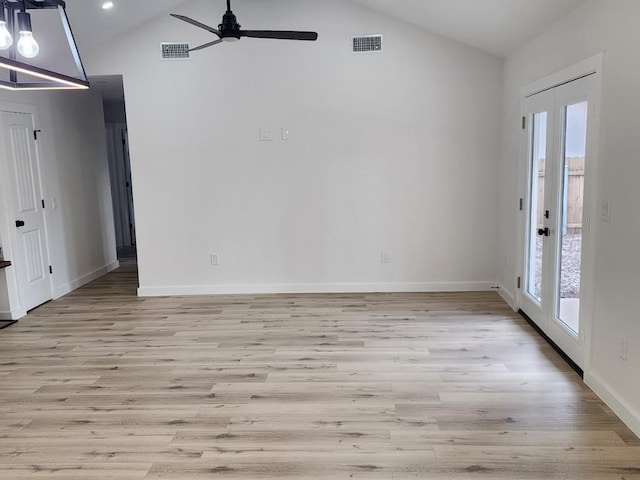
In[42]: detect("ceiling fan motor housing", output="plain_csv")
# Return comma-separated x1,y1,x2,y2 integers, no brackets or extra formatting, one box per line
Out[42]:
220,11,241,40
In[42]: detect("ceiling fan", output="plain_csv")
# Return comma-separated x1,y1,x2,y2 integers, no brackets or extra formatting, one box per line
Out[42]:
171,0,319,52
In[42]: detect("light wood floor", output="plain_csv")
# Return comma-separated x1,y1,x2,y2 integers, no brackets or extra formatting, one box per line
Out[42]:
0,267,638,479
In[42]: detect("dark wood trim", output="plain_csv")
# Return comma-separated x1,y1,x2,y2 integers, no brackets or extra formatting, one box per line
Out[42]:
518,309,584,378
0,261,11,270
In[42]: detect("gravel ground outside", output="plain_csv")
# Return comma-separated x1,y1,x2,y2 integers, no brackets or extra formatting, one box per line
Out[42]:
533,233,582,299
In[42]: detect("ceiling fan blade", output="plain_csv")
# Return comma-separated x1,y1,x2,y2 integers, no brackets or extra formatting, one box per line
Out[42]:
240,30,318,41
170,14,221,37
190,39,224,52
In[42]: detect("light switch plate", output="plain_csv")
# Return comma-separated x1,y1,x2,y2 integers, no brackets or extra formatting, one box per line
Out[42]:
601,201,610,222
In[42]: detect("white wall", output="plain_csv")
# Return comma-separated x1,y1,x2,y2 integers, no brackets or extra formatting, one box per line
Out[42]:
0,90,118,319
498,0,640,435
85,0,503,295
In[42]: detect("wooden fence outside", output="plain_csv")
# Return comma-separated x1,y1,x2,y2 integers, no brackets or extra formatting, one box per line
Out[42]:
536,157,585,234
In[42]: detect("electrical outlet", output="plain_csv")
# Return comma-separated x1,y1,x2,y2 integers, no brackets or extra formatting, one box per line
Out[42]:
281,128,290,141
620,337,628,361
381,250,390,264
210,253,220,266
259,128,273,142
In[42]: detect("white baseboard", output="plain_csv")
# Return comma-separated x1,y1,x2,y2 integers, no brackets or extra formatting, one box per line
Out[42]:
138,281,498,297
0,308,26,321
585,371,640,438
54,261,120,299
497,283,517,310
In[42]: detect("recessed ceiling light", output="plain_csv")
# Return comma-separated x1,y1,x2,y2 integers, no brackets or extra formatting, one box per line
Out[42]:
102,1,114,10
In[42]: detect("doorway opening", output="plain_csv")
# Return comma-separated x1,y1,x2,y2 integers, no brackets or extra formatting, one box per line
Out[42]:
90,75,137,268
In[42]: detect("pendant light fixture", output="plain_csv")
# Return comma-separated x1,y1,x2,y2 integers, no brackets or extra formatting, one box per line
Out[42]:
16,3,39,59
0,2,13,50
0,0,88,91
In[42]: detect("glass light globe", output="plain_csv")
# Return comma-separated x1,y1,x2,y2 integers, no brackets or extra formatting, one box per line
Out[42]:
0,21,12,50
17,31,39,58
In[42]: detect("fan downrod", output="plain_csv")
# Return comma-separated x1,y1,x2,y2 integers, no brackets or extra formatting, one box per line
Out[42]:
220,0,241,41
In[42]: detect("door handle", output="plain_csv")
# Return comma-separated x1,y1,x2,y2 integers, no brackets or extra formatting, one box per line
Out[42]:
15,220,25,228
537,227,550,237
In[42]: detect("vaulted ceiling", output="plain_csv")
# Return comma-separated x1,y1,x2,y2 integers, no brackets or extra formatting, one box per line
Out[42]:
350,0,588,57
65,0,189,54
64,0,587,60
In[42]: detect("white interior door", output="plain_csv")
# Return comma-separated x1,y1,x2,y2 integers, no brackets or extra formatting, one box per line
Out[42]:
2,111,52,311
521,76,594,369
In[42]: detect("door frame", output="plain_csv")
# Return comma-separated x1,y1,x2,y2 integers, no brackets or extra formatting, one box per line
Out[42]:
106,122,136,248
0,101,54,319
516,54,603,372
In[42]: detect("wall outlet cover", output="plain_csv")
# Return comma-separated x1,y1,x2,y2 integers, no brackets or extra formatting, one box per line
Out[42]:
620,337,628,360
260,128,273,142
601,201,611,222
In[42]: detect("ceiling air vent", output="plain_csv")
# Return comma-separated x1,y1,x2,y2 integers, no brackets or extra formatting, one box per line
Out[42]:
161,43,191,60
352,34,383,54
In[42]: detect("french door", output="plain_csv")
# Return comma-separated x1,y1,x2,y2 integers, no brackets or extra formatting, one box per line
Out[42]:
520,75,594,369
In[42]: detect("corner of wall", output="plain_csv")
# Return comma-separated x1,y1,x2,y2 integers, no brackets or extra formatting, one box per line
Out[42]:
54,261,120,300
497,283,517,311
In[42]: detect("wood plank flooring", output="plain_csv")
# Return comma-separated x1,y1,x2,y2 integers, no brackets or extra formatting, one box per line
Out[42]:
0,266,638,479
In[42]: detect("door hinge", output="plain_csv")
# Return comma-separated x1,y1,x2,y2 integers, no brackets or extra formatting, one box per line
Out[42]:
49,265,53,275
517,277,521,289
521,116,526,130
519,198,523,211
42,199,45,209
34,129,42,140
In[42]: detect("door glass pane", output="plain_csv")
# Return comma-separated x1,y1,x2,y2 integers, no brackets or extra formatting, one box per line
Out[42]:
526,112,547,303
557,102,588,334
